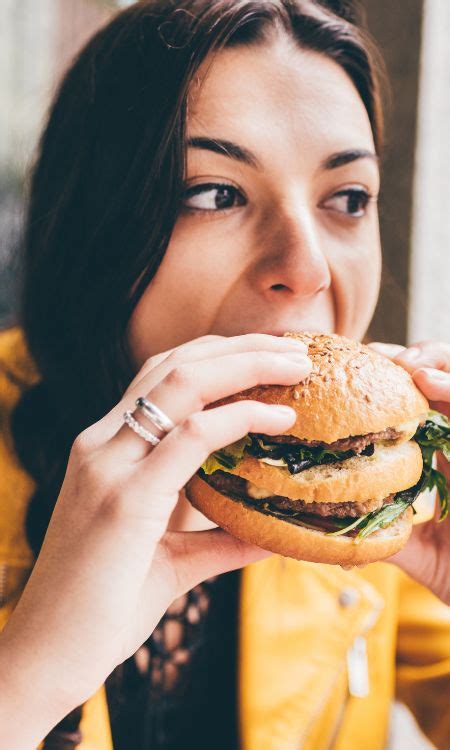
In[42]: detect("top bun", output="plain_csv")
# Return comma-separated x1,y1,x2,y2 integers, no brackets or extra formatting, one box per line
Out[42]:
208,332,429,443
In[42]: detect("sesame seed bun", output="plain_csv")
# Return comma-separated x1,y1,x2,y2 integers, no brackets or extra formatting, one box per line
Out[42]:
185,473,414,566
186,332,428,566
207,332,428,444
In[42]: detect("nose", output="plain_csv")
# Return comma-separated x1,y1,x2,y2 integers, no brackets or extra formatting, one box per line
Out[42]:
253,201,331,300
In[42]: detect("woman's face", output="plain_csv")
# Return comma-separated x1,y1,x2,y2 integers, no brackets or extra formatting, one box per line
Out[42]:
128,37,381,367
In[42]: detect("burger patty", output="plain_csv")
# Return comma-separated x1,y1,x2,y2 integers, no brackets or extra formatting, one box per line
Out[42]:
202,469,394,518
251,427,400,454
269,494,395,517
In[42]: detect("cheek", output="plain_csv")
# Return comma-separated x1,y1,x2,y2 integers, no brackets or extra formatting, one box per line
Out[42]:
327,226,381,339
127,225,239,364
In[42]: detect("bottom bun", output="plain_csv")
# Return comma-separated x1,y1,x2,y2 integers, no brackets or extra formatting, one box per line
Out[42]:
185,474,413,567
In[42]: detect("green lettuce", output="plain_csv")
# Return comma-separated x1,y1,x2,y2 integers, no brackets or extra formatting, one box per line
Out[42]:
200,410,450,540
329,409,450,541
252,437,355,465
200,435,252,475
414,409,450,520
327,477,425,543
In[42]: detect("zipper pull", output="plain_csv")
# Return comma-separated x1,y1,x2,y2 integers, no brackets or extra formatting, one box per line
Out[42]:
346,635,370,698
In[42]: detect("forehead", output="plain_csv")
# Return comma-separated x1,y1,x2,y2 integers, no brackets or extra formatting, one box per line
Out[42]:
187,39,375,162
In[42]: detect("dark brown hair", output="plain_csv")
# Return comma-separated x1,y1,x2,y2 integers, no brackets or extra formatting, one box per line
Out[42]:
12,0,385,744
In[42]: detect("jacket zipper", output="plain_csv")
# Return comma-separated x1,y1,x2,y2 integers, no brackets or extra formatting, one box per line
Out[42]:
321,637,369,750
290,617,378,749
323,600,383,750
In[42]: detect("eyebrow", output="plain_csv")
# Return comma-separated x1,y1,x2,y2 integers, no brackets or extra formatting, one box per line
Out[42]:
187,137,261,168
321,149,379,170
187,137,378,171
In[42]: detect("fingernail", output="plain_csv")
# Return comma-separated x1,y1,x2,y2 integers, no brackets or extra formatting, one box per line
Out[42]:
282,352,309,363
286,339,308,351
271,405,296,417
416,367,447,381
399,346,421,362
368,342,406,356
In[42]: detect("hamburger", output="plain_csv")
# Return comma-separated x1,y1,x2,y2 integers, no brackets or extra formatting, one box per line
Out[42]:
185,332,450,567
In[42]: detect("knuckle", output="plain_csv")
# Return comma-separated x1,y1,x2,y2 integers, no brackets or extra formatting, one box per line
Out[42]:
251,350,275,369
142,354,157,370
237,333,271,348
248,333,276,343
97,485,131,524
164,349,182,364
178,414,206,443
417,339,447,352
72,429,93,456
66,453,115,515
237,400,268,432
77,453,108,487
234,398,262,420
417,339,434,348
193,334,224,343
163,348,190,368
165,364,195,390
434,341,450,354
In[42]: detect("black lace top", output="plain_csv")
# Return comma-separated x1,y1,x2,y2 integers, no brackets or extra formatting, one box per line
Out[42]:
105,569,241,749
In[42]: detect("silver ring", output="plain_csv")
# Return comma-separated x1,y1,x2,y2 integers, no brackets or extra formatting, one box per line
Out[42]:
123,411,161,446
135,397,175,434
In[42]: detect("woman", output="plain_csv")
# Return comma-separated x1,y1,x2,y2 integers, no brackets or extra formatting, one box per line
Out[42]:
0,0,449,747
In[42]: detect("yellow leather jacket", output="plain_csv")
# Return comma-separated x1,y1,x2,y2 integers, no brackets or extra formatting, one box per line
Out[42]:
1,327,449,750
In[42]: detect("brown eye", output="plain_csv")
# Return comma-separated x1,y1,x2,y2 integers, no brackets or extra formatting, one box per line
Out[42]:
322,188,372,218
182,183,246,213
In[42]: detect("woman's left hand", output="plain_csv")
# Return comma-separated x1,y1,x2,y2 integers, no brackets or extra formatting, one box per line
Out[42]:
368,340,450,604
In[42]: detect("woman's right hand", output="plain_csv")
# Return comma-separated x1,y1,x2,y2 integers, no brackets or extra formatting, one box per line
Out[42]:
0,333,311,745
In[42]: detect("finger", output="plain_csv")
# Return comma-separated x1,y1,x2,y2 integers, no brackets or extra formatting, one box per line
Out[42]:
387,529,424,574
125,529,272,658
412,367,450,404
151,529,272,601
109,350,311,461
367,342,406,358
93,334,309,445
126,333,308,393
126,334,227,389
167,332,308,360
131,401,297,509
393,341,450,375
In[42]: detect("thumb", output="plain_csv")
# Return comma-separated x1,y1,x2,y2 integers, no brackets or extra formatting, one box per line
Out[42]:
161,528,272,596
367,342,406,359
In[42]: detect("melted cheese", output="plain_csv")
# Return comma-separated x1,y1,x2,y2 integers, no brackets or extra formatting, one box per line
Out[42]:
393,414,427,441
246,480,273,500
259,457,286,467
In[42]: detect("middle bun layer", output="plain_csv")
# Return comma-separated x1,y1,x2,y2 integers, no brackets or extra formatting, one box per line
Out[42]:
228,439,423,503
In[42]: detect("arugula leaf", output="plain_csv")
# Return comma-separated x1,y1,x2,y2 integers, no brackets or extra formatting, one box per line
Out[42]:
424,467,448,520
327,474,428,542
252,437,351,463
414,410,450,520
326,514,369,537
354,500,411,543
200,435,252,475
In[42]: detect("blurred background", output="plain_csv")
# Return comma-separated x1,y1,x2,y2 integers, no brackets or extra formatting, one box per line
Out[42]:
0,2,447,746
